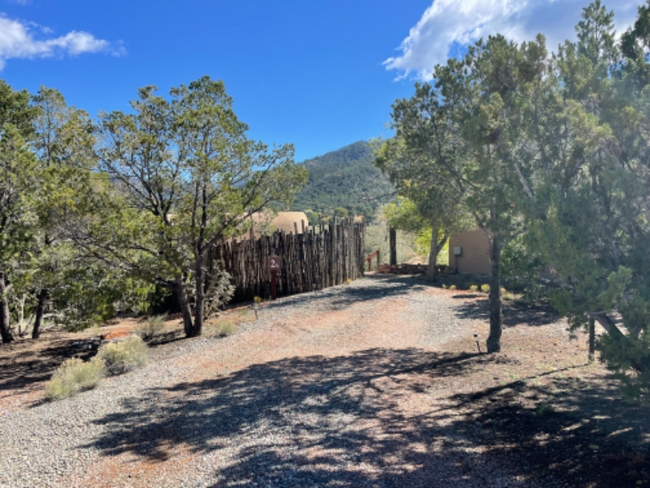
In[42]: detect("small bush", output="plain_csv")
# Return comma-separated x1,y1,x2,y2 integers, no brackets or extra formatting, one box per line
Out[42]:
253,296,263,304
449,285,457,290
481,284,490,293
45,357,106,401
469,285,478,292
442,284,448,289
137,314,167,340
97,336,148,375
213,321,237,338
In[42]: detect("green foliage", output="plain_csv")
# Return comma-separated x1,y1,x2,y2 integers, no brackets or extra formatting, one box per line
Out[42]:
469,285,478,292
333,207,349,218
0,81,43,342
481,284,490,293
97,336,148,375
290,141,394,221
137,314,168,341
497,1,650,397
449,285,457,291
69,77,307,338
45,357,106,401
364,209,421,266
383,197,427,233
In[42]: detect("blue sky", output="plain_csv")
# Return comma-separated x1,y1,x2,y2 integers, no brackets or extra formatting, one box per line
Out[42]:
0,0,642,161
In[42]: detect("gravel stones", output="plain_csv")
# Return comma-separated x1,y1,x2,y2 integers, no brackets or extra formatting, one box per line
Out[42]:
0,275,537,488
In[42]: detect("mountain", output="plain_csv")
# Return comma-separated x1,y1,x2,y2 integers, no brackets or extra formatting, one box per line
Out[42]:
290,141,395,221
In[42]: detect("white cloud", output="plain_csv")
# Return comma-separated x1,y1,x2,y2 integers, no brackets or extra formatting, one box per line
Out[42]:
0,14,124,70
384,0,640,80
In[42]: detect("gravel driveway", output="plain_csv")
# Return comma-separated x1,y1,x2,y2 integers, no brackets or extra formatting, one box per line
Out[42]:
0,275,537,488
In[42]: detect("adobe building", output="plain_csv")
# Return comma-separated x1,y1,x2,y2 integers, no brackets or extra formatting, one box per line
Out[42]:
448,229,491,274
240,211,309,240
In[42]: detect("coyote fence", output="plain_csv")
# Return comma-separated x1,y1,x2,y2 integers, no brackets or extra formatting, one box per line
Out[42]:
210,218,366,303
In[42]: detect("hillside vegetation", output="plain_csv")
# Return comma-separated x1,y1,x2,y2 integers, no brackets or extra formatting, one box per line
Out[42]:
291,141,394,221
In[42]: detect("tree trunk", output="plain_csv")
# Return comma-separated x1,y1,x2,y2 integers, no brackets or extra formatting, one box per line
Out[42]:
427,229,448,281
176,275,194,337
486,238,502,353
389,227,397,266
426,227,439,281
32,289,49,340
193,256,205,338
588,317,595,363
0,271,14,344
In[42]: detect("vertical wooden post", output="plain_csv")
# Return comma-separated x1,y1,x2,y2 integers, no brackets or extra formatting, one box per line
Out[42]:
329,217,338,286
389,227,397,266
588,317,595,363
271,270,277,300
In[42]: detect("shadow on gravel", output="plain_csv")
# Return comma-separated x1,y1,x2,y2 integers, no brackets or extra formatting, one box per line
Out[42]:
0,338,95,394
264,275,425,313
84,346,649,488
454,299,559,328
446,373,650,488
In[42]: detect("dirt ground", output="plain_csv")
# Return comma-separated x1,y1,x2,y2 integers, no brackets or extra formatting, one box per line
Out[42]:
1,275,649,487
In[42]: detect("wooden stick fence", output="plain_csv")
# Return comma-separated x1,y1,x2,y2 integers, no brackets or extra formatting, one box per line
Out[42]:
209,218,366,303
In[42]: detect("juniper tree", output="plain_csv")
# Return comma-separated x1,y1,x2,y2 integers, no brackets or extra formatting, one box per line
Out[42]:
516,1,650,396
77,77,307,338
0,80,38,343
377,35,564,352
25,87,102,338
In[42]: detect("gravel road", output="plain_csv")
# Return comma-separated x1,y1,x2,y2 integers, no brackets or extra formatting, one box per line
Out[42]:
0,275,538,488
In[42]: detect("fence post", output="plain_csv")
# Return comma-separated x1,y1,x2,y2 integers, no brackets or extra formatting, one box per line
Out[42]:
211,219,366,303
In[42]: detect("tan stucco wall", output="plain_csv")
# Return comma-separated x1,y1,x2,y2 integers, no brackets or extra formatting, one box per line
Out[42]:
448,229,491,274
270,212,309,234
238,211,309,240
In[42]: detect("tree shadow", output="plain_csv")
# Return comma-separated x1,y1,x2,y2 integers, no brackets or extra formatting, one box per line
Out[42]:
84,348,518,487
82,344,649,487
454,299,559,328
451,294,482,299
264,275,424,313
0,336,96,394
446,372,650,488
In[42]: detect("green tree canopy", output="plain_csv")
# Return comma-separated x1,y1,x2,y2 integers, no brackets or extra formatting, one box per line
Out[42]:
67,76,307,338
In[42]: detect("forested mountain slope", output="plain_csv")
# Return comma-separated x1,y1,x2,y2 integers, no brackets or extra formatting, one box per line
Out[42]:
290,141,394,220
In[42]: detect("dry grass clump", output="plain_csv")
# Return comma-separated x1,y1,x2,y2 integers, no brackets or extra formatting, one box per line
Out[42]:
211,320,237,338
97,336,148,375
45,357,106,401
137,314,167,340
469,284,478,292
481,284,490,293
